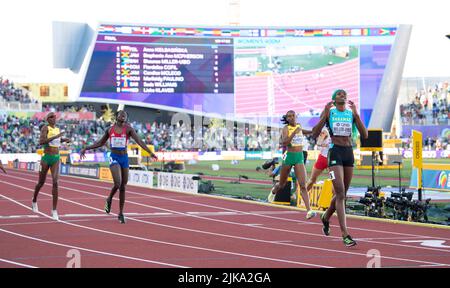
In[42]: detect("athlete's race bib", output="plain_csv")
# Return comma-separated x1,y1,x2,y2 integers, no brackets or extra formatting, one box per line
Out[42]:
49,138,61,148
291,134,303,146
332,122,352,137
111,136,126,148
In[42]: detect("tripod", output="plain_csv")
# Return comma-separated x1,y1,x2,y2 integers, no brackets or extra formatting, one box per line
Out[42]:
367,151,381,195
393,160,403,193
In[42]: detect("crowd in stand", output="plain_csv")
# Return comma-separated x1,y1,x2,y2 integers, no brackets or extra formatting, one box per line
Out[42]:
42,104,96,113
400,82,450,125
2,110,449,154
0,76,37,104
1,113,300,154
401,135,450,151
5,76,450,154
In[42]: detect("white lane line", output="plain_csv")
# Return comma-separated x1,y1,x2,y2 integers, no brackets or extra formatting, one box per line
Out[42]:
48,172,450,242
2,178,449,268
0,258,38,268
0,187,332,268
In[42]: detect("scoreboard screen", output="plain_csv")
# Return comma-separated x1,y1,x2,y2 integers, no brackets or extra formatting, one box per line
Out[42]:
79,24,398,123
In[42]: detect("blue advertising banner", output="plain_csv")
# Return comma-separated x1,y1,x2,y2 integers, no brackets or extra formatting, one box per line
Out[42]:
60,164,69,175
410,164,450,192
68,165,100,179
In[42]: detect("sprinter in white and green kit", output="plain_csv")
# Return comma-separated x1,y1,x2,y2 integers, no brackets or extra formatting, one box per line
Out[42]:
312,89,368,247
268,110,316,220
32,112,71,221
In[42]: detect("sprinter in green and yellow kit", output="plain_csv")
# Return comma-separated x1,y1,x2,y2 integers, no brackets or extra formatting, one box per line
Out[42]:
312,89,368,247
268,110,317,220
32,112,70,221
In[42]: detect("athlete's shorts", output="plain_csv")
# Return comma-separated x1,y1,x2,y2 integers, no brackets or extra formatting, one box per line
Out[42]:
109,153,129,169
282,151,304,166
327,145,354,167
41,154,60,166
314,154,328,170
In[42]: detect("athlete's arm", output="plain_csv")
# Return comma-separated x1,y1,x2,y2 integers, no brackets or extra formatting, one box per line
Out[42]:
129,127,158,160
38,126,65,146
280,126,297,146
80,129,110,159
302,129,312,135
348,100,368,139
61,137,71,143
312,102,333,138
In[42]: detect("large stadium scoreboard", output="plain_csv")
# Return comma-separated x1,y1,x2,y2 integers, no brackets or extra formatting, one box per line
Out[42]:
80,24,398,124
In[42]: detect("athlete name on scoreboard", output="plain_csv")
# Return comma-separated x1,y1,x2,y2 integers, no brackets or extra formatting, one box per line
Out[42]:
141,46,204,93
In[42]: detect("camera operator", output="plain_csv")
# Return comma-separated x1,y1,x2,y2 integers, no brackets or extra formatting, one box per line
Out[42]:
258,157,297,203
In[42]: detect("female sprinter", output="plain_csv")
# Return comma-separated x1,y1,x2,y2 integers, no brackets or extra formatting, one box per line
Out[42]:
312,89,368,247
80,110,157,224
32,112,70,220
268,110,316,219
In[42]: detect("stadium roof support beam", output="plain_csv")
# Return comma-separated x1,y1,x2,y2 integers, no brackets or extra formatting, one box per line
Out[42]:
368,24,412,132
52,21,95,73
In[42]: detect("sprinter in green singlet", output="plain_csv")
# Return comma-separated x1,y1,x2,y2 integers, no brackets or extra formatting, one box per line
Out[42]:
32,112,70,220
268,110,316,220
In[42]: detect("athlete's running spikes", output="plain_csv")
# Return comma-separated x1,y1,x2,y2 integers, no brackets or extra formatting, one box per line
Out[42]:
343,235,357,247
267,191,275,203
118,213,126,224
306,210,317,220
52,210,59,221
321,213,330,236
32,200,38,213
104,198,112,214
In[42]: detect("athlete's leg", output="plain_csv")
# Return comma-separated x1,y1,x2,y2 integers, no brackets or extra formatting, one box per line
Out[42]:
327,165,349,236
33,161,50,202
49,160,60,211
306,166,324,192
293,164,312,211
118,167,129,215
343,166,354,194
108,164,122,203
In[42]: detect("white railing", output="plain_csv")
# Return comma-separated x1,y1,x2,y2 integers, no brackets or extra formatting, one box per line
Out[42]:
0,100,42,112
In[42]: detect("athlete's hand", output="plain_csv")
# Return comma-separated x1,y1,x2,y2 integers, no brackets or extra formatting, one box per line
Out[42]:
322,101,334,117
0,164,6,174
80,148,87,160
348,100,358,115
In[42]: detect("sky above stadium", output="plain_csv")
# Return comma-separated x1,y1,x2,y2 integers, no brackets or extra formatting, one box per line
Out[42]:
0,0,449,82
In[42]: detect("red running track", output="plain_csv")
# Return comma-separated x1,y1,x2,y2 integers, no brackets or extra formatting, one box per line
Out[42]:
0,168,449,268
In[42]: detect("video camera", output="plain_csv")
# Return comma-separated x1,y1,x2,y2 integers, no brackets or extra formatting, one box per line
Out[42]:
358,191,385,217
408,198,431,222
261,157,279,170
390,191,414,201
192,175,215,194
385,191,430,222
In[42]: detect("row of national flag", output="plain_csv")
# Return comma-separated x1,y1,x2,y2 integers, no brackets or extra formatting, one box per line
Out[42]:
99,25,397,37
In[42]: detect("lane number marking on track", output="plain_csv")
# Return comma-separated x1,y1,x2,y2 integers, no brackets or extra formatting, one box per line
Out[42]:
401,240,450,248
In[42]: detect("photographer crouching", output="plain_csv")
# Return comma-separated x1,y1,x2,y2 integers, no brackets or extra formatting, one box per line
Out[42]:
256,157,297,204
